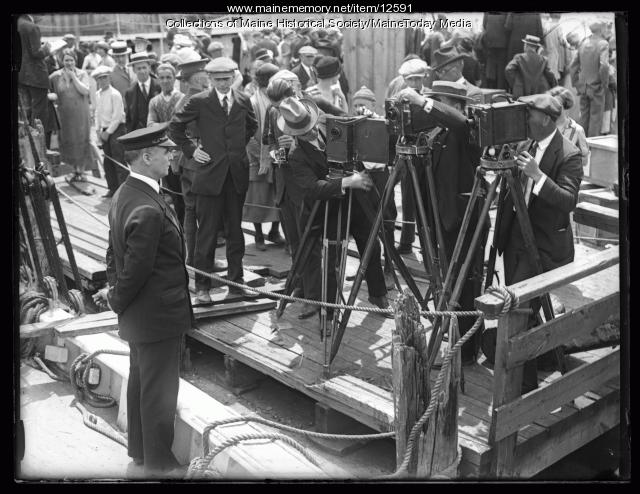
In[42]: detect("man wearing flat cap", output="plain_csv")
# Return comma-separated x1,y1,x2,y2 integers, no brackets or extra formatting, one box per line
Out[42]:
169,57,257,304
492,93,582,390
569,20,610,137
93,123,193,477
291,45,318,90
431,45,483,103
505,35,557,99
125,51,161,133
62,33,85,69
396,81,486,365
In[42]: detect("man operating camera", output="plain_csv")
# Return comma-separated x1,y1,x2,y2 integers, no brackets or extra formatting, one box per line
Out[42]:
280,97,390,323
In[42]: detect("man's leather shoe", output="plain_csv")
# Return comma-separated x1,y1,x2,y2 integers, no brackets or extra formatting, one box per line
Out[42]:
255,237,267,251
298,303,319,319
268,231,286,245
229,286,259,298
195,289,212,304
397,243,413,254
212,259,228,272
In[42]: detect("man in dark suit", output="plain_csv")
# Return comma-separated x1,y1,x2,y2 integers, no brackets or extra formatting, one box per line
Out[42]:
496,93,582,390
125,52,161,132
169,57,258,304
291,45,318,90
505,35,557,98
282,97,390,314
505,13,544,63
108,40,133,98
17,14,52,140
93,123,192,477
431,46,484,103
482,13,510,89
397,81,485,365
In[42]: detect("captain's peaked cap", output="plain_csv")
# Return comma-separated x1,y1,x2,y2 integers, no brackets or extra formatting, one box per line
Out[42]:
117,122,177,151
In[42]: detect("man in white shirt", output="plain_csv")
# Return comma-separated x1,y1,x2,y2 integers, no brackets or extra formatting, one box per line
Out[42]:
93,66,128,197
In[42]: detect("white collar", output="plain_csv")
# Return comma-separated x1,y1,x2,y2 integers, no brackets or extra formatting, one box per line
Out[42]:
129,171,160,193
138,79,149,89
456,76,466,84
535,128,557,154
215,88,232,103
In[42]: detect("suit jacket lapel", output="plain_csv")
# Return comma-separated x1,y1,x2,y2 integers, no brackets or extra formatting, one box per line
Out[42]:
228,89,241,117
127,178,183,236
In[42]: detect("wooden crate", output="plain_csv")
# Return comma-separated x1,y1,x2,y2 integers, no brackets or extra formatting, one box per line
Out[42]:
585,135,618,188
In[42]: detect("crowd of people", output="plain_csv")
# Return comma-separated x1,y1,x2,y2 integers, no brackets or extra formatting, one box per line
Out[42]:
17,12,618,477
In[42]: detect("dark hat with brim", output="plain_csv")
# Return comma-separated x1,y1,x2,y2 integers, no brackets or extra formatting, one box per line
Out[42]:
314,56,341,79
518,93,562,119
255,63,280,88
313,38,337,56
117,122,176,151
277,97,320,136
432,46,465,72
423,80,474,102
176,58,209,80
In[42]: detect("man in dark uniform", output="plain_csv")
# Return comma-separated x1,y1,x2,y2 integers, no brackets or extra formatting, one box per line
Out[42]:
282,97,390,315
496,93,582,391
169,57,257,304
93,123,192,477
396,81,485,365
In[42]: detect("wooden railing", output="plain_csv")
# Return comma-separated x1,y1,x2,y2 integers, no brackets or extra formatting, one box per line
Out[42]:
475,246,620,478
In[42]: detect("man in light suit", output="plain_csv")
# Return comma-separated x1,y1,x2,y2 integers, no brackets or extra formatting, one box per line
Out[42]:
125,52,161,132
569,21,610,137
169,57,258,304
496,93,582,391
431,46,484,103
93,123,193,478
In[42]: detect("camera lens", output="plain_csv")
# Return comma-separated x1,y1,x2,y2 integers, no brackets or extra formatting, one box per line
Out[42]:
386,108,398,121
330,127,342,139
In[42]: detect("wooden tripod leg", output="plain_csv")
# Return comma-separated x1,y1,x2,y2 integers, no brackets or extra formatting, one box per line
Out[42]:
424,163,450,283
504,171,566,373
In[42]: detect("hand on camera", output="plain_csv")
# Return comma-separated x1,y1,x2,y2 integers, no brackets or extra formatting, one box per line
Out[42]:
396,88,425,107
193,146,211,164
277,135,294,149
345,171,373,191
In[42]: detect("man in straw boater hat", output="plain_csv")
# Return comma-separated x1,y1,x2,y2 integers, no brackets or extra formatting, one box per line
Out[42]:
431,45,483,103
169,57,257,305
281,97,391,322
125,51,161,132
108,40,134,98
505,34,557,99
92,65,127,198
396,81,487,366
93,123,193,478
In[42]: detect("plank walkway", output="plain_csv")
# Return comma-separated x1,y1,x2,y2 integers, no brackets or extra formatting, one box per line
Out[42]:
47,174,621,477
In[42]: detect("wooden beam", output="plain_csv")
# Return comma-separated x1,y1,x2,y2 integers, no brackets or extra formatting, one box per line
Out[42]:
574,202,619,234
506,292,620,368
512,389,620,478
476,247,619,317
492,350,619,442
489,311,529,477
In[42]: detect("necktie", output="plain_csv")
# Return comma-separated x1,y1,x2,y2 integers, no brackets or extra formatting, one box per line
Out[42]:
141,83,148,99
310,67,318,85
222,96,229,115
522,141,538,206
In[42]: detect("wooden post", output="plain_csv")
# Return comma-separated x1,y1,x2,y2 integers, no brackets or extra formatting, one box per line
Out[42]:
489,311,530,478
392,290,429,475
417,316,461,478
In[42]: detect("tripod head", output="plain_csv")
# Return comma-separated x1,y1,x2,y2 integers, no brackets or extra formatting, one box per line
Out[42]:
395,131,430,157
479,144,520,170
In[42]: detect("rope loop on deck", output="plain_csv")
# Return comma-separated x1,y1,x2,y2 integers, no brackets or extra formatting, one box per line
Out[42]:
484,285,520,318
69,349,130,408
187,432,321,478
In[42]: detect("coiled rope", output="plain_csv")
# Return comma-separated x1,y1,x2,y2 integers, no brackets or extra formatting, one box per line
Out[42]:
69,349,130,408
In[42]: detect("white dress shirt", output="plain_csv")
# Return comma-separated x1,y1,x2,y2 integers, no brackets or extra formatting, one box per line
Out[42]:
95,85,126,134
129,171,160,193
138,78,150,97
215,88,233,114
